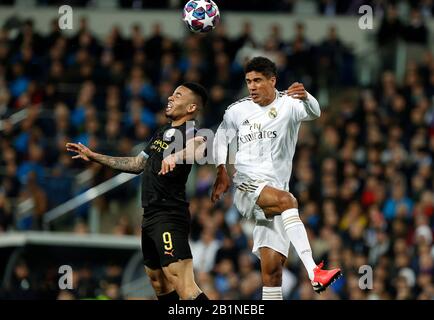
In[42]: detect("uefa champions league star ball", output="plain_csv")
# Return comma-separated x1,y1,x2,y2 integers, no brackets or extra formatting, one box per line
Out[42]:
182,0,220,33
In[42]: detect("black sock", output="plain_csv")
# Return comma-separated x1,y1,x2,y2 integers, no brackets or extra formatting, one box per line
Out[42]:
194,292,209,300
157,290,180,301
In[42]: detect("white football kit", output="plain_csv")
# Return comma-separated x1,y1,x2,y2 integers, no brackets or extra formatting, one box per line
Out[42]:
214,89,321,258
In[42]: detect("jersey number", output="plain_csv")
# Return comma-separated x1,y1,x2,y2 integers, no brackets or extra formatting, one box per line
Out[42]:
162,232,173,250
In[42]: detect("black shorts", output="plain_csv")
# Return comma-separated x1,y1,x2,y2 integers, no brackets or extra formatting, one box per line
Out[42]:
141,208,192,269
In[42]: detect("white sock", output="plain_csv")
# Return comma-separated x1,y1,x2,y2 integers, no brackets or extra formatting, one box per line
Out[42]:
262,286,283,300
281,208,317,280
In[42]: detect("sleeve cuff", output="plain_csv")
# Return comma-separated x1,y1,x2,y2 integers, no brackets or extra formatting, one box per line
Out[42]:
140,151,149,159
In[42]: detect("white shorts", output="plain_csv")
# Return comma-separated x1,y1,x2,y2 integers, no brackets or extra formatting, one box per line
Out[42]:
252,216,290,259
233,175,290,259
233,178,269,221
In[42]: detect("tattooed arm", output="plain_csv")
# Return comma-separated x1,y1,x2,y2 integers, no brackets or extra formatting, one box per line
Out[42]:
66,142,147,174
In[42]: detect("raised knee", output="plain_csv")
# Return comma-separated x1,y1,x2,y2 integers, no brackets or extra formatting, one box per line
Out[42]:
278,192,298,211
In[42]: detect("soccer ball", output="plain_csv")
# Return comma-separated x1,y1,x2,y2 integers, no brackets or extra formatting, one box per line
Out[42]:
182,0,220,33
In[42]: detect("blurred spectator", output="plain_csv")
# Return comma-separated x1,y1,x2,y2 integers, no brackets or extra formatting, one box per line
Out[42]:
17,171,48,230
377,5,404,49
3,260,37,299
404,8,429,45
0,189,12,232
383,180,414,221
191,222,221,273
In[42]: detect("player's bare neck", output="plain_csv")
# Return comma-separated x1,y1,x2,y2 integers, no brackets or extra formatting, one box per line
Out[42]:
171,119,185,127
171,115,193,127
258,91,276,107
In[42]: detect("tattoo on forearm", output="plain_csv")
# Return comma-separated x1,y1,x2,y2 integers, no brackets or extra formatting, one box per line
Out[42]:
92,154,146,173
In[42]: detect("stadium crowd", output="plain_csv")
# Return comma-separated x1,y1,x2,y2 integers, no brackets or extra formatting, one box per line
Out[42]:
0,3,433,300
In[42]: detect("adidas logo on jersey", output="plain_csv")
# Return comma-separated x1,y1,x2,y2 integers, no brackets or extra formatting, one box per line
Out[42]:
241,119,250,126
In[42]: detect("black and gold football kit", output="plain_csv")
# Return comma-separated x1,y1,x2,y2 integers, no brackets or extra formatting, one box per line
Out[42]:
140,121,197,268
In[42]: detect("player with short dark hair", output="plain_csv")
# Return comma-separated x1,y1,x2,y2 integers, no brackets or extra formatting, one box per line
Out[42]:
244,56,277,79
212,56,342,299
66,82,209,300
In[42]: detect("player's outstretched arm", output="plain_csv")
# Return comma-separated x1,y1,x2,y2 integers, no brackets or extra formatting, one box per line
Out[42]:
66,142,146,174
286,82,321,120
211,164,231,202
211,110,235,201
159,136,206,175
